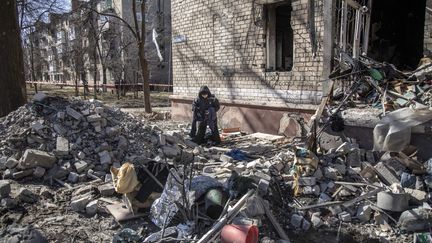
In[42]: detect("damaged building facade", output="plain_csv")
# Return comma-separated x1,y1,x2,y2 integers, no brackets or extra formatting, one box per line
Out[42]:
25,0,172,88
171,0,432,135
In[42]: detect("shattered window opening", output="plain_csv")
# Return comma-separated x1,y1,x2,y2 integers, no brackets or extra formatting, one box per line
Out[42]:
266,3,294,72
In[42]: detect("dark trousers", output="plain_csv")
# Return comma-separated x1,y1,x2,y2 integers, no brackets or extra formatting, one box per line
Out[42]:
191,108,220,144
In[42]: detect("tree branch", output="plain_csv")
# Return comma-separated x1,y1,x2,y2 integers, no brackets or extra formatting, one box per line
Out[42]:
81,5,138,40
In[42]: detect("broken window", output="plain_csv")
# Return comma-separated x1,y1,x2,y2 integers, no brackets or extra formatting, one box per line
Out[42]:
368,0,426,70
266,3,294,72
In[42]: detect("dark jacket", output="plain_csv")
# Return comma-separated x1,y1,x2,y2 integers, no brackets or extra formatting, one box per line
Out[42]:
192,86,220,119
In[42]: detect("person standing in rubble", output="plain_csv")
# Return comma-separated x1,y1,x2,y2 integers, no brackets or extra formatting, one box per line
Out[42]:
190,86,221,145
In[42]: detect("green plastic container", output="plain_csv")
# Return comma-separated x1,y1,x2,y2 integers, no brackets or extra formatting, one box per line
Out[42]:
205,188,228,219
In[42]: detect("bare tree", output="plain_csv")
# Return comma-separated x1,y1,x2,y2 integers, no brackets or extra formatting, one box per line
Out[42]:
84,1,153,113
0,0,27,117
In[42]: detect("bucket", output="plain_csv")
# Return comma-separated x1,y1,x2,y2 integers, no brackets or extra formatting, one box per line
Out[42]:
220,224,259,243
377,191,409,212
204,188,228,219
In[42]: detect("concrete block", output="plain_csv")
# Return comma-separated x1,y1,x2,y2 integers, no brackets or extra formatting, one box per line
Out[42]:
53,124,66,135
339,211,351,222
162,145,180,158
323,167,338,180
66,107,83,120
87,114,102,123
298,177,316,186
302,185,320,196
86,200,98,216
356,204,372,222
3,169,13,179
17,188,37,203
70,194,92,212
31,121,44,132
313,167,323,180
329,205,343,216
68,172,79,183
257,179,270,196
5,158,18,169
19,149,56,169
1,198,17,209
95,107,104,114
374,162,400,185
311,213,323,228
55,137,69,155
404,188,427,203
291,214,304,228
33,167,46,178
302,219,311,231
46,165,69,180
74,160,88,174
346,149,361,167
57,111,65,119
98,151,112,165
253,171,271,181
0,180,11,198
13,169,33,179
81,109,90,116
98,183,115,196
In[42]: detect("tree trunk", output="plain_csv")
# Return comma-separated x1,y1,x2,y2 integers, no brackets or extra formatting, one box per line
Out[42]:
0,0,27,117
74,71,78,96
102,66,107,92
138,43,151,113
93,51,97,99
139,1,151,113
29,39,37,93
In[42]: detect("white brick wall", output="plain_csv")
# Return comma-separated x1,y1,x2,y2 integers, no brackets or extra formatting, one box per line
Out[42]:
172,0,325,105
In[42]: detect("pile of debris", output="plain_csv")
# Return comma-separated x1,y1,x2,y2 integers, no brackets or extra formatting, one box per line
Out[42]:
1,93,432,243
0,93,187,214
0,93,178,182
331,55,432,110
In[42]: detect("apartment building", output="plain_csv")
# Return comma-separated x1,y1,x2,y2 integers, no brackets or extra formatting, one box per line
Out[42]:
26,0,172,88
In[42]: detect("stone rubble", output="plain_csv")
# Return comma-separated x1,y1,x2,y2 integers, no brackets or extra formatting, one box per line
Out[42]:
0,96,179,184
0,94,430,243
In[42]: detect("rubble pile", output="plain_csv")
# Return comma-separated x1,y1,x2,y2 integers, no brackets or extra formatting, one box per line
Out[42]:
332,56,432,110
191,138,432,241
1,93,431,242
0,94,180,184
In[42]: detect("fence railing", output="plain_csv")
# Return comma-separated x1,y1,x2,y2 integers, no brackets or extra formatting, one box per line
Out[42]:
26,81,173,89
